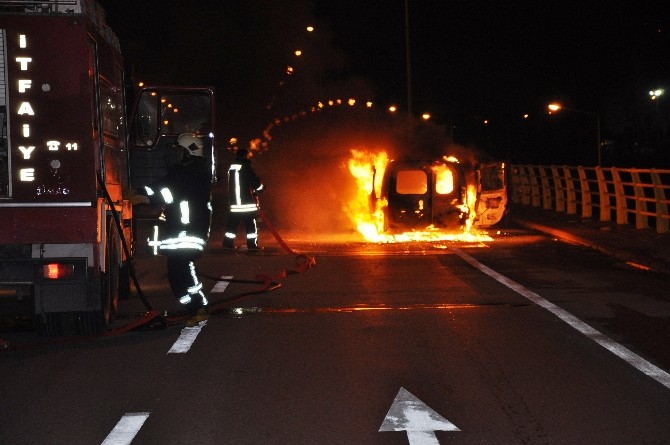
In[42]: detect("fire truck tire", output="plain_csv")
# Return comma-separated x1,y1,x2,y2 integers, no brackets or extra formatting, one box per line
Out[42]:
100,218,121,327
119,261,131,300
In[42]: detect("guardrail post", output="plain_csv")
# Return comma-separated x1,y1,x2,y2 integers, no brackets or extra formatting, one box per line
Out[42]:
552,166,565,212
513,165,531,206
652,170,669,233
577,166,592,218
529,165,541,207
612,168,628,225
631,170,648,229
540,166,552,210
596,167,611,222
563,166,576,215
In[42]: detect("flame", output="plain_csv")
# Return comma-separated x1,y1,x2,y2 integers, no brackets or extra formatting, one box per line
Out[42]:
346,150,493,243
346,149,388,242
431,163,454,194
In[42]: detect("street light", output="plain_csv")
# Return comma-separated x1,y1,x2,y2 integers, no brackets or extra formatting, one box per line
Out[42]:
548,103,602,166
649,89,664,146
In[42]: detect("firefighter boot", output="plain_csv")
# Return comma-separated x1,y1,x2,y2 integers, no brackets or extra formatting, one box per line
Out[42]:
186,307,209,327
247,238,263,251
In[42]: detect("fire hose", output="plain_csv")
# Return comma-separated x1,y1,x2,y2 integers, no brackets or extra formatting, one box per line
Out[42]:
0,184,315,351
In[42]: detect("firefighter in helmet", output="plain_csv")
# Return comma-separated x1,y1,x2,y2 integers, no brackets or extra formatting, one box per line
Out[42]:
223,148,265,250
127,133,213,325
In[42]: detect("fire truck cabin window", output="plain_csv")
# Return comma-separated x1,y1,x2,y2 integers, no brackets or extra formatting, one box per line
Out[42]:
159,93,211,136
132,92,158,146
396,170,427,195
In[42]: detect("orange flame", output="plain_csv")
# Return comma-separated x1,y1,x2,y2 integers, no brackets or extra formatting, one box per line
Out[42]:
345,149,388,241
346,150,493,243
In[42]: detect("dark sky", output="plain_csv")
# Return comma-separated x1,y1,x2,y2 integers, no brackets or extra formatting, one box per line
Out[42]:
315,1,667,117
98,0,669,163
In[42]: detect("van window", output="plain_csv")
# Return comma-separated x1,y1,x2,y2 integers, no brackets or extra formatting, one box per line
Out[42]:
396,170,427,194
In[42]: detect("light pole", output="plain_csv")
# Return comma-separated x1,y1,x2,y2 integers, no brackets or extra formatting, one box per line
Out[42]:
404,0,412,119
548,103,601,166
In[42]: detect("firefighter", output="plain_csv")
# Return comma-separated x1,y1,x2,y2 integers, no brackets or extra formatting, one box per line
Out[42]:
223,148,265,250
127,133,213,325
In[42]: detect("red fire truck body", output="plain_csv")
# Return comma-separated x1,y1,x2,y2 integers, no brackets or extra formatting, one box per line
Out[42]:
0,1,129,336
0,1,217,335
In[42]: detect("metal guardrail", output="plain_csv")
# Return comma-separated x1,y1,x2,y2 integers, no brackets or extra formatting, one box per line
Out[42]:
510,165,670,234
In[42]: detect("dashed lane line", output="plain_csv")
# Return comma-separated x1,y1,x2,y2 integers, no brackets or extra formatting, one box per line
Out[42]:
167,275,231,354
101,412,149,445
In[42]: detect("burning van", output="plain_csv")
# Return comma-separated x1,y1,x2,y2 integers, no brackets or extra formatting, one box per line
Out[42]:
369,158,507,235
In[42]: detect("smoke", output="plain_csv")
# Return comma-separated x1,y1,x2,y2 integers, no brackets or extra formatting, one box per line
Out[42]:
244,108,482,236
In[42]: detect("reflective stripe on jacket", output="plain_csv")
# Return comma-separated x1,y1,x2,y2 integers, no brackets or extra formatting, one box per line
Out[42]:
228,161,263,213
140,156,213,251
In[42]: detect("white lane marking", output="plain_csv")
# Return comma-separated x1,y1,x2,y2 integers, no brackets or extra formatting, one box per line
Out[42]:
380,387,459,444
167,275,230,354
168,321,207,354
101,412,149,445
211,275,233,293
452,248,670,390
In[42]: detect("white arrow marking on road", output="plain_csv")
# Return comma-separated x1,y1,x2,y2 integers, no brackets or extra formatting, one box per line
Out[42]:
101,412,149,445
379,387,460,445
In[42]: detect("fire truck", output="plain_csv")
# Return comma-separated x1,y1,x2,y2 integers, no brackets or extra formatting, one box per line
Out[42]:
0,1,216,335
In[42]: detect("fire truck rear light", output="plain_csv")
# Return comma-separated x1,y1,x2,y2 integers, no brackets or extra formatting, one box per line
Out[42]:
42,263,75,280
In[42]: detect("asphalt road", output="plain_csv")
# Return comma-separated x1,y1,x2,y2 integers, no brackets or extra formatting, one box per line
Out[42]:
2,220,670,444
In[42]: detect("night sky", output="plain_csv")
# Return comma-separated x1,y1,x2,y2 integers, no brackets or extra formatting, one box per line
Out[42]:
99,0,669,166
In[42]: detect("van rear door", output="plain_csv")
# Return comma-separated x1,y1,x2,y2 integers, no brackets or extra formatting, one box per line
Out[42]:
473,162,507,227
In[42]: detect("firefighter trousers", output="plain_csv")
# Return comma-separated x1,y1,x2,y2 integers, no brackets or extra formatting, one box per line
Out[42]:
223,211,259,248
165,250,208,313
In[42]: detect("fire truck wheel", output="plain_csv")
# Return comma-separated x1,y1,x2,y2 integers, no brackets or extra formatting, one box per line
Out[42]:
119,263,131,300
100,219,121,327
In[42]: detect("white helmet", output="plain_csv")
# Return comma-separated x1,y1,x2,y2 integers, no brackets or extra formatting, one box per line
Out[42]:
177,133,204,157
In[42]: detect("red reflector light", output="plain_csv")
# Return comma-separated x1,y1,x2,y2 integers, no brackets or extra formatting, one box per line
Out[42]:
42,263,75,280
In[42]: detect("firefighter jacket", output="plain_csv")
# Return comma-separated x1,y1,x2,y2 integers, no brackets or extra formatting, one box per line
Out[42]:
139,156,213,252
227,158,264,213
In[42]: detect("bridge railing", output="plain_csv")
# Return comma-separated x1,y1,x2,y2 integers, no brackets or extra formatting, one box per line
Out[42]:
510,165,670,234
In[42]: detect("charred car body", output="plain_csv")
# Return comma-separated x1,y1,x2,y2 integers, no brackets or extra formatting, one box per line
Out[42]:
372,158,507,233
